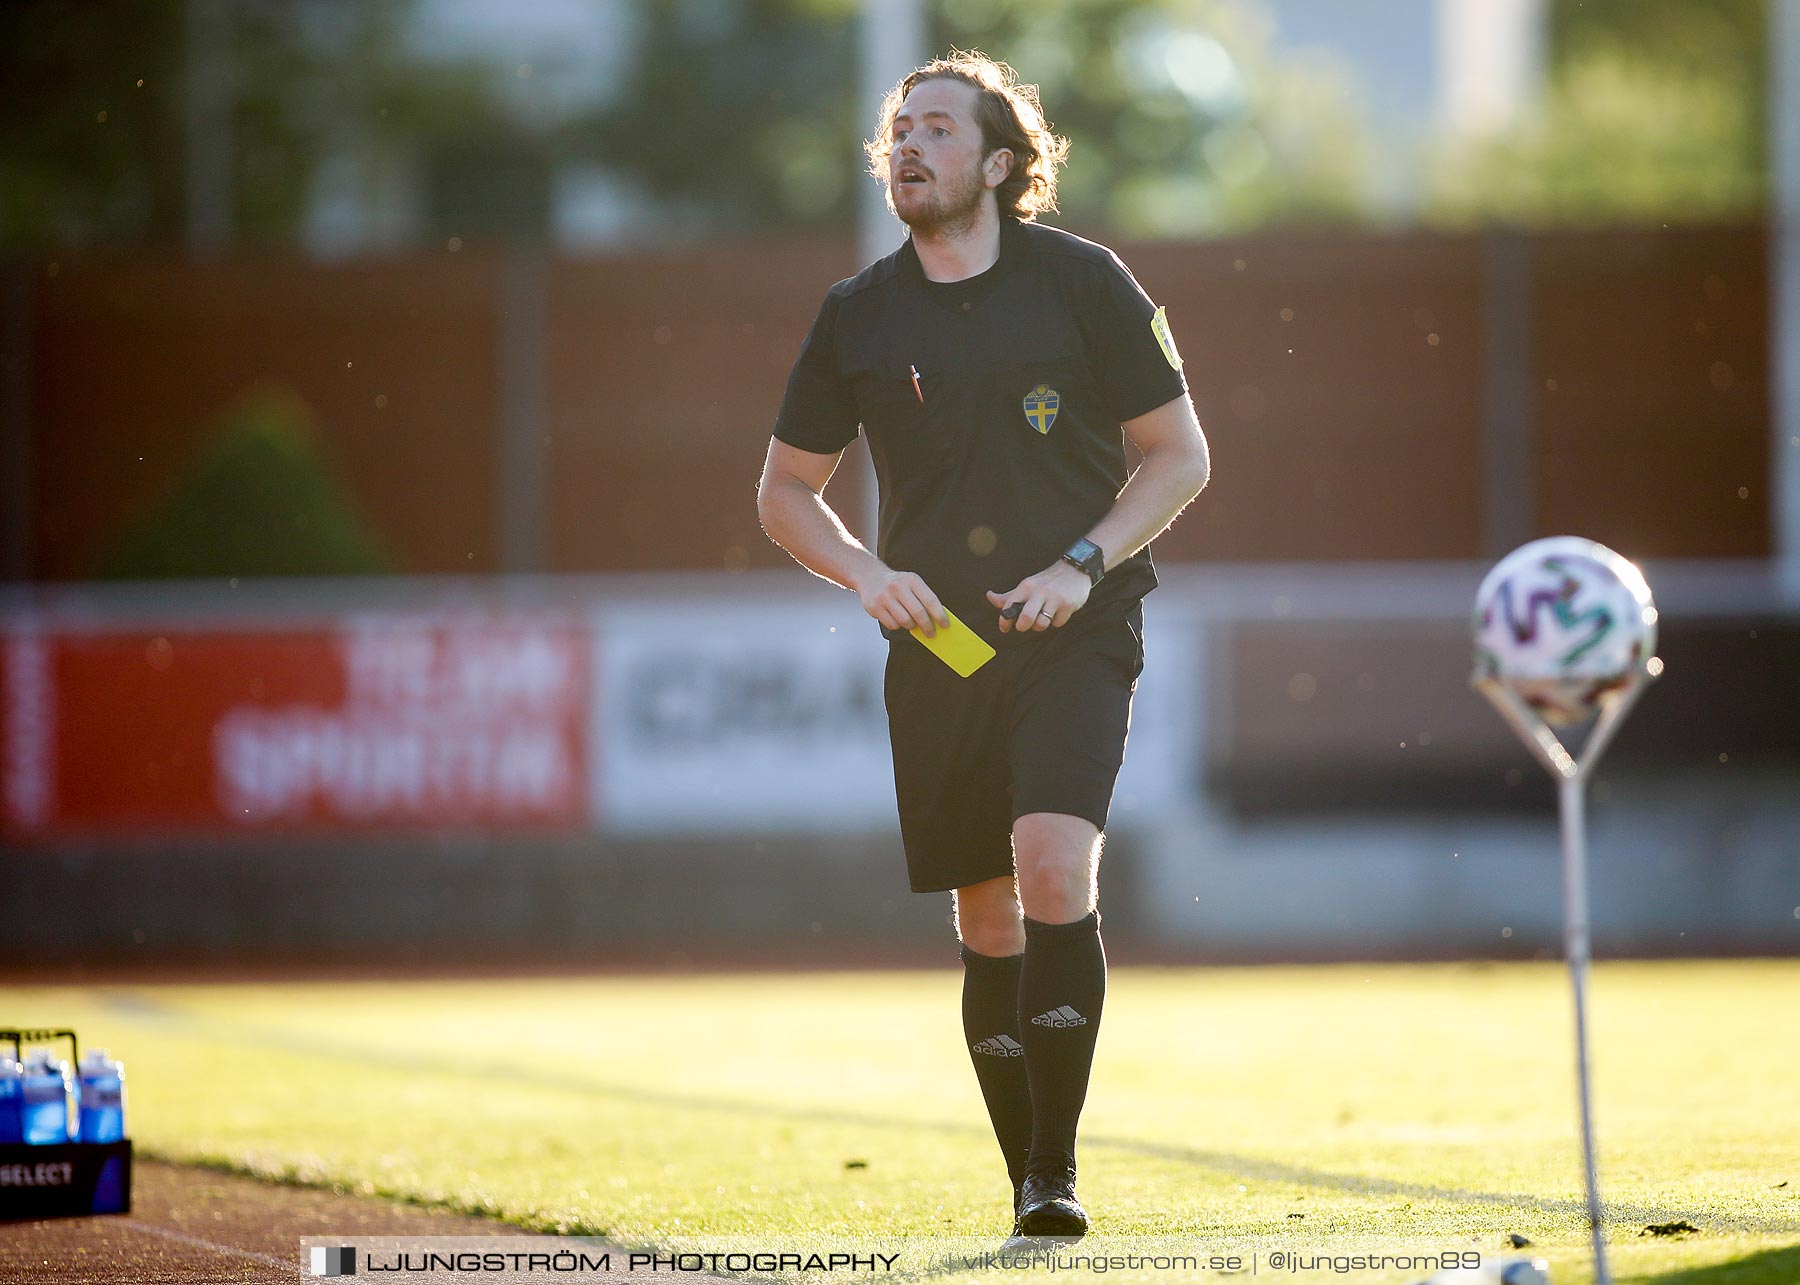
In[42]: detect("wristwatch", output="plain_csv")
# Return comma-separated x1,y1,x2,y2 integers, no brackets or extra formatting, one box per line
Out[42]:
1061,538,1105,588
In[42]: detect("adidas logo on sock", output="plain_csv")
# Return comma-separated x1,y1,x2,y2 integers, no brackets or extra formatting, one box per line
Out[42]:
1030,1005,1087,1028
972,1034,1024,1058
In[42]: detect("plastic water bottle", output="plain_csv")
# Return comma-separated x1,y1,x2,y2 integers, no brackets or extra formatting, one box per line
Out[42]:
77,1049,127,1143
0,1050,23,1143
20,1048,74,1144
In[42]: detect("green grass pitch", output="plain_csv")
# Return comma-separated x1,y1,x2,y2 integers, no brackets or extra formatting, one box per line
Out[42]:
12,960,1799,1282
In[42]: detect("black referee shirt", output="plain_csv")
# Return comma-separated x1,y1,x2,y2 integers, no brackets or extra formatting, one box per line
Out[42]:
773,217,1188,645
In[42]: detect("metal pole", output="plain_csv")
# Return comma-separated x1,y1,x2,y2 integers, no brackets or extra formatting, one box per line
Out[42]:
1557,774,1610,1285
184,0,234,255
0,269,32,582
1474,673,1650,1285
857,0,925,270
499,249,549,575
1480,233,1534,558
847,0,926,547
1773,0,1800,599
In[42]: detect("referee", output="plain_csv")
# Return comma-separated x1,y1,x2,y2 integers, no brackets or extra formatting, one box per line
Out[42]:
756,52,1210,1239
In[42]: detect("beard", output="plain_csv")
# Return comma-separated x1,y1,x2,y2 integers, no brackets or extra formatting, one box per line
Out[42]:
891,158,986,237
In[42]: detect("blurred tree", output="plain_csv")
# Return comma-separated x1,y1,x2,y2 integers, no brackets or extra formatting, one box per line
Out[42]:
580,0,1370,240
573,0,864,234
97,387,395,579
4,0,1766,250
1426,0,1766,226
0,2,188,249
1552,0,1764,98
0,0,514,252
938,0,1369,237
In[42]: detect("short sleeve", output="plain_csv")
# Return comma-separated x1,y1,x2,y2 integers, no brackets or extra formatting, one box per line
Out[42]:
773,292,861,454
1085,254,1189,424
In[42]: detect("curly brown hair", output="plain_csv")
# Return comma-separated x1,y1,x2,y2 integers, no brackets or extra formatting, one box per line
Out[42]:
864,50,1069,223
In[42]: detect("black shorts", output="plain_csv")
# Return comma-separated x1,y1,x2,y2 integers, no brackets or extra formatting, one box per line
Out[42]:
882,597,1146,894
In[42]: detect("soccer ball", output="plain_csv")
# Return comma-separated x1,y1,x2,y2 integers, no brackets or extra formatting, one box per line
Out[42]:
1473,536,1659,726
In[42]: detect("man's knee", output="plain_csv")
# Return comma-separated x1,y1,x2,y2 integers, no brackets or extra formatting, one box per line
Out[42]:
1013,813,1101,924
954,875,1025,956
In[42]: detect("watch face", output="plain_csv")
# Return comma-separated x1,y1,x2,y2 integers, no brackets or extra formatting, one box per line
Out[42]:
1064,540,1103,582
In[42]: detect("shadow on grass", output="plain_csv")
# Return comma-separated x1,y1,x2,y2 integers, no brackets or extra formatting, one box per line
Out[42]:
114,998,1800,1242
1638,1245,1800,1285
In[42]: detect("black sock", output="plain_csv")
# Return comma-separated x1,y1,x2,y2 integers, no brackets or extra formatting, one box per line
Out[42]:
1018,912,1106,1176
960,945,1032,1198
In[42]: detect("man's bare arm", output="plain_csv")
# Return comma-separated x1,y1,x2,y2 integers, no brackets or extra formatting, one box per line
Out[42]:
1087,392,1211,567
985,394,1210,633
756,438,950,635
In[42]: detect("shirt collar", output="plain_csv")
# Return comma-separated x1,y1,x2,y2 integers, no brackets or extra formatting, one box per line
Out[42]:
899,215,1023,288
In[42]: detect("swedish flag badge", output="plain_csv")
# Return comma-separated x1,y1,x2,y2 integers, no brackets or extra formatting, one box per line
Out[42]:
1022,383,1060,434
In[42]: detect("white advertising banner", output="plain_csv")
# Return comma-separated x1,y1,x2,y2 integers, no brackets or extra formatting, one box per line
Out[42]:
589,595,1198,835
591,598,894,832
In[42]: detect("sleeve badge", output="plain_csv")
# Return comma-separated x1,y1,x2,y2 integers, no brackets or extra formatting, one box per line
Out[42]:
1151,305,1183,371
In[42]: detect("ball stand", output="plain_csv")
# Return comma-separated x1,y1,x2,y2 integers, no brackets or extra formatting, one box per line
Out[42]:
1470,663,1660,1285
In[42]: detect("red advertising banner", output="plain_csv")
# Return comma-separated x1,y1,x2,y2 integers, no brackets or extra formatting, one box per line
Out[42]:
1,614,590,838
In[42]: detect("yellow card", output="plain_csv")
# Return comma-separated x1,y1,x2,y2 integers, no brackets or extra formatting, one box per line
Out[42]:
911,606,996,677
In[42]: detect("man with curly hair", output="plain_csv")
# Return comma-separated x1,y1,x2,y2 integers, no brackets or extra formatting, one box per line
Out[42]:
757,52,1210,1239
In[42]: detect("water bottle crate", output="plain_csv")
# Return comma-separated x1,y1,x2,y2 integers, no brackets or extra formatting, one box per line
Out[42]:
0,1027,132,1219
0,1140,133,1220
